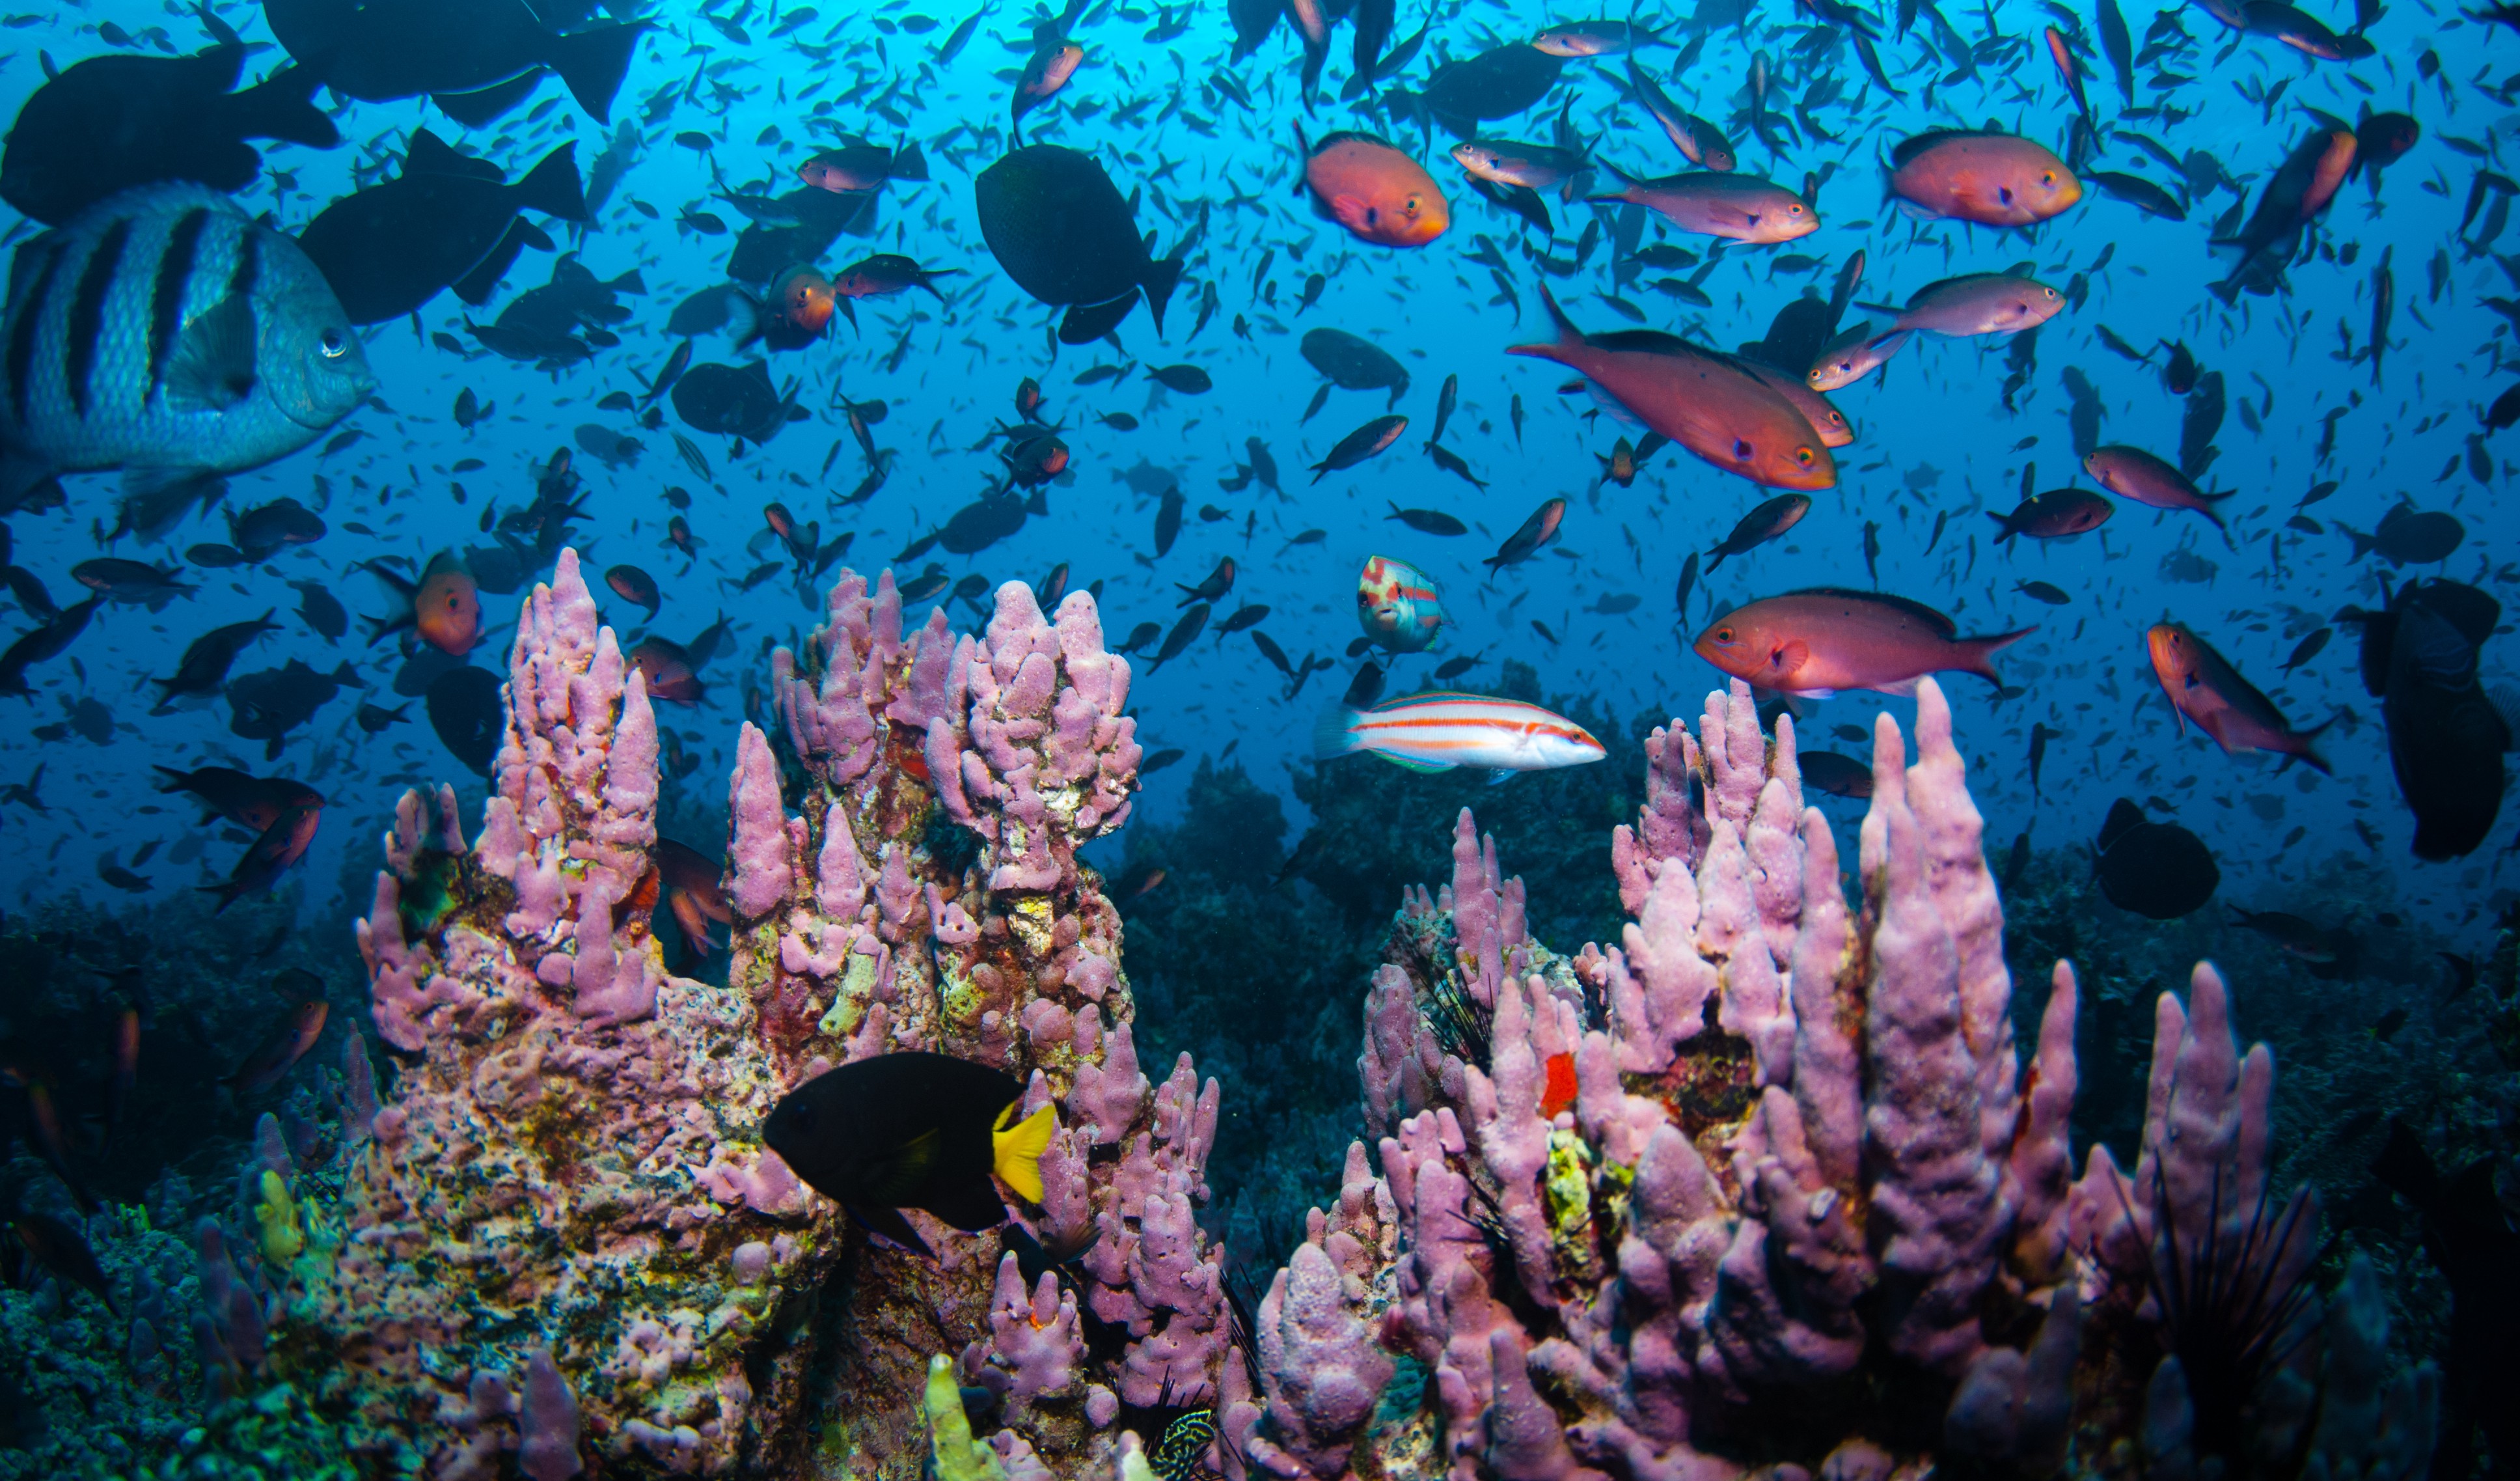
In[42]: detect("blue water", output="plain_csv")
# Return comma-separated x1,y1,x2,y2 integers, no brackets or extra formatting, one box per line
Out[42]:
0,0,2509,934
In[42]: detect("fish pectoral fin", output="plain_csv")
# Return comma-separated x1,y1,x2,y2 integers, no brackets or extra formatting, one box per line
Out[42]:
1772,639,1810,676
1328,193,1378,232
164,294,261,414
1483,768,1519,786
860,1127,946,1205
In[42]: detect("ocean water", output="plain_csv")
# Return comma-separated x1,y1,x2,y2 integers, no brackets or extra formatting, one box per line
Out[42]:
0,6,2505,982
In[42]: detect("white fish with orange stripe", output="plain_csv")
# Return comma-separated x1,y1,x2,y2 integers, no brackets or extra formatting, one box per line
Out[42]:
1313,690,1606,775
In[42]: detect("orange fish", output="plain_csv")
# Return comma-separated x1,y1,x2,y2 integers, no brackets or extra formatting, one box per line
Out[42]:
767,263,837,338
631,637,705,704
2146,622,2334,773
1888,129,2081,227
1298,127,1449,247
361,551,480,656
1541,1052,1578,1117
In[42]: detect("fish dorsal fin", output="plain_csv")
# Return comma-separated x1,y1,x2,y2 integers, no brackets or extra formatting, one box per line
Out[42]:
402,128,487,181
1889,128,1993,168
2097,796,2145,851
1787,586,1957,635
164,296,259,414
991,1101,1056,1203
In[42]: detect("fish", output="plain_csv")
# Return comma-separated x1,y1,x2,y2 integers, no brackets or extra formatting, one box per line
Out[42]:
1357,555,1449,654
0,182,373,516
830,255,959,320
974,146,1183,340
1626,55,1735,172
2094,797,2219,919
298,131,587,325
226,659,359,760
2346,503,2463,566
1587,164,1818,244
1300,329,1410,405
264,0,650,124
1421,43,1567,129
1313,691,1606,774
1510,286,1834,490
797,142,929,193
672,361,800,445
154,765,321,831
152,612,279,713
1988,488,2113,543
1888,130,2083,227
759,264,838,344
1864,275,2066,337
1694,589,2034,697
1531,18,1669,54
1386,502,1468,538
427,665,504,771
1296,128,1449,248
1799,750,1874,799
1011,42,1084,141
2015,580,2071,605
1451,139,1591,198
362,553,482,656
2146,622,2333,773
225,998,329,1095
206,797,323,909
0,44,336,227
762,1051,1057,1259
9,1210,115,1314
1311,415,1408,482
2226,906,2346,965
1705,493,1811,569
2083,446,2234,530
228,497,327,559
2344,579,2514,860
1485,498,1567,571
1805,322,1911,391
2082,171,2187,221
1177,556,1237,606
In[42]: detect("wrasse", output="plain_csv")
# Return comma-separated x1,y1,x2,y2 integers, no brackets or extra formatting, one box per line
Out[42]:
1314,691,1605,775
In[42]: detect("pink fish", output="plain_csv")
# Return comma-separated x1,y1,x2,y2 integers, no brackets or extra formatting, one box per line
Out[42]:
2146,622,2333,772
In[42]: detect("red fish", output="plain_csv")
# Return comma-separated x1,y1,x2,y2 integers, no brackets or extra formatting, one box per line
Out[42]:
226,999,329,1096
1298,126,1449,247
206,799,322,912
631,637,705,703
1693,589,2033,697
361,551,480,656
2146,622,2333,773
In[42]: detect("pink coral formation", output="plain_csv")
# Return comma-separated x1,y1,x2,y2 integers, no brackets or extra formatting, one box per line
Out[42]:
279,553,1229,1479
1283,678,2437,1481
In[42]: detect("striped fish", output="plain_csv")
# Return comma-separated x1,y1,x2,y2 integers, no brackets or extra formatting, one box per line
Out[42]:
0,181,372,525
1314,691,1606,773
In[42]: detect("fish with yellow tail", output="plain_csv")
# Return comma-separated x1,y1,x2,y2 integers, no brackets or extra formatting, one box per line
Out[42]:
763,1052,1057,1259
1693,588,2033,697
2146,621,2335,773
1315,691,1605,775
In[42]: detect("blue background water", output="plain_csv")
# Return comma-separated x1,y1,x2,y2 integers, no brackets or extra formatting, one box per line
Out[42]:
0,0,2510,938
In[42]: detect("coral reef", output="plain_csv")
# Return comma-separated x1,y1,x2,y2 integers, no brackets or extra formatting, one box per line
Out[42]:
1241,679,2439,1481
0,562,2459,1481
241,552,1229,1478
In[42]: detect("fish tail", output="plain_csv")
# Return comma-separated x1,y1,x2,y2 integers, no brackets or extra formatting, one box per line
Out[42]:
1984,510,2016,544
1966,626,2037,684
1505,283,1580,361
1141,252,1185,337
513,143,590,225
2289,713,2340,775
991,1101,1056,1202
227,62,339,150
543,21,648,126
1311,704,1363,760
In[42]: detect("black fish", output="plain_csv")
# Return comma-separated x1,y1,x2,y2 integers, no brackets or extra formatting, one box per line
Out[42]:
762,1051,1055,1259
426,665,503,773
670,361,800,444
1386,503,1467,536
2094,797,2219,919
152,611,279,714
1149,605,1209,671
2348,502,2463,565
0,44,336,227
265,0,649,124
1799,750,1873,799
2346,579,2513,861
1300,328,1410,405
1706,493,1811,570
938,487,1049,556
975,146,1185,340
226,658,358,760
1422,42,1565,129
298,130,586,324
1311,415,1408,482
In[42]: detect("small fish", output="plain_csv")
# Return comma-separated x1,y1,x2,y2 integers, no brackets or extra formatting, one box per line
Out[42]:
225,998,329,1096
2146,622,2333,773
1356,555,1449,654
10,1210,115,1313
1386,502,1467,536
1484,498,1567,572
1695,588,2033,697
1706,494,1811,570
1311,414,1408,482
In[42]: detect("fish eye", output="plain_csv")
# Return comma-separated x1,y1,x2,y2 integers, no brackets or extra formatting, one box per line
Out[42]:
319,329,347,359
1404,196,1420,212
1732,438,1751,459
2040,171,2056,185
1714,626,1735,643
1796,447,1815,465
